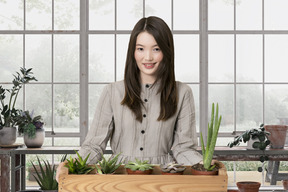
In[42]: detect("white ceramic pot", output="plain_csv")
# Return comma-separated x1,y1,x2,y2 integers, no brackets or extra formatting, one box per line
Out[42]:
24,128,45,148
0,127,17,145
247,138,260,150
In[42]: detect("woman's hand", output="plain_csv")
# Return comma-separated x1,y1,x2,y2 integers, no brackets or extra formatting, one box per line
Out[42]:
56,160,68,182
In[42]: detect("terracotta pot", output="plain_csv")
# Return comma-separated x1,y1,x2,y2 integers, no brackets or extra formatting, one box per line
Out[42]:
236,181,260,192
191,168,218,175
126,168,152,175
264,125,288,149
0,127,17,145
283,180,288,190
161,171,183,175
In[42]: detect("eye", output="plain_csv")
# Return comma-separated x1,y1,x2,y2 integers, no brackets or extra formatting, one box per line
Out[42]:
136,47,144,51
153,47,161,52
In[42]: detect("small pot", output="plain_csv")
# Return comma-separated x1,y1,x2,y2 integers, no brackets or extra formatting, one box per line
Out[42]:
24,128,45,148
236,181,261,192
264,125,288,149
283,180,288,190
161,171,183,175
0,127,17,145
191,163,218,175
126,168,152,175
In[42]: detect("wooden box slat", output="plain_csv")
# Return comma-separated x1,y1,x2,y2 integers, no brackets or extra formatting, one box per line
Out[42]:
59,161,228,192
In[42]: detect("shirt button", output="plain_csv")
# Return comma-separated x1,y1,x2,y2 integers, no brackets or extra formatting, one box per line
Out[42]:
141,130,145,134
145,84,149,88
144,99,148,102
140,147,143,151
143,114,146,118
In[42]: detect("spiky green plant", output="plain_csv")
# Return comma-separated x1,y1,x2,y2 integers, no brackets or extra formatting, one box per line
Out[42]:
200,103,222,171
96,153,122,174
124,158,153,171
65,151,95,174
31,156,58,190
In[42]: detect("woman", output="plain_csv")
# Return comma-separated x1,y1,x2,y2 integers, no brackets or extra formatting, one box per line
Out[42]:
57,16,202,180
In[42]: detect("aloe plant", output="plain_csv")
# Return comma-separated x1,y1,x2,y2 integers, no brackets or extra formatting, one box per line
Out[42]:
96,153,122,174
65,151,95,174
200,103,222,171
124,158,153,171
31,156,58,190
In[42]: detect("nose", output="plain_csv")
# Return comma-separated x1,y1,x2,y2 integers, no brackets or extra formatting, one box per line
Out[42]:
144,50,153,61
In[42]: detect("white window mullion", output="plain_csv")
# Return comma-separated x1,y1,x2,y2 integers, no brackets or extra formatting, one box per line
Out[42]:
199,0,208,144
79,0,89,144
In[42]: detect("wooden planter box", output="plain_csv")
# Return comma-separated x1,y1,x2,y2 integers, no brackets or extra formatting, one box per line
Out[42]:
58,161,228,192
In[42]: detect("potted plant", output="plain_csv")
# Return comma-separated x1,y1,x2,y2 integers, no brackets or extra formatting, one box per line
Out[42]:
31,156,58,191
95,153,122,174
191,103,222,175
15,110,45,148
160,161,186,175
124,158,153,175
65,151,95,174
228,124,270,172
0,67,37,145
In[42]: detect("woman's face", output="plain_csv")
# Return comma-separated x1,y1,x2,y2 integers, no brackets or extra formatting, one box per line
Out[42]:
134,31,163,84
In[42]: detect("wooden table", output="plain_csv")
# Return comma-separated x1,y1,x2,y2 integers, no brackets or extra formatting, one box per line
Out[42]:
1,146,288,192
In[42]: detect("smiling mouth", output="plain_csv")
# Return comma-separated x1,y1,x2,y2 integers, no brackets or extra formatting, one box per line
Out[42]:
143,63,156,69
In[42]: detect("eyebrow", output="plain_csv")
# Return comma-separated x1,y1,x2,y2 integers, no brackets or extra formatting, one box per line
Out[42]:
136,44,159,47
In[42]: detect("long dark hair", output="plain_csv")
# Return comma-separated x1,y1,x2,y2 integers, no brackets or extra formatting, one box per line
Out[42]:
121,16,177,122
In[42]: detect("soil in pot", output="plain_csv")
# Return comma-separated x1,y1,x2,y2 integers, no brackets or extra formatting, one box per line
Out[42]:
264,125,288,149
191,163,219,175
283,180,288,190
126,168,152,175
236,181,261,192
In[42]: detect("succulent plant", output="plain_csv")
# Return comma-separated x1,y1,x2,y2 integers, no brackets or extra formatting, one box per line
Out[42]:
96,153,122,174
65,151,95,174
124,158,153,171
160,162,186,173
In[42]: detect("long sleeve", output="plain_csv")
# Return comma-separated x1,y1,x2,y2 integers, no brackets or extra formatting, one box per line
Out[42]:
77,84,114,164
171,86,202,165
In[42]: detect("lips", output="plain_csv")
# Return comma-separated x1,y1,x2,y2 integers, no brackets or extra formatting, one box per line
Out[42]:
143,63,156,69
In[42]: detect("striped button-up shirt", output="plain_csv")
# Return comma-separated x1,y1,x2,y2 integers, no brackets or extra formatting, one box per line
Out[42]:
77,80,202,165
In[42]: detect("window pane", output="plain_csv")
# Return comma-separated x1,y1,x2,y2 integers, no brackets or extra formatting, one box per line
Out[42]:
174,35,199,82
265,85,288,124
208,0,234,30
25,84,52,131
188,84,199,132
54,137,80,146
265,0,288,30
236,0,262,30
209,35,234,82
145,0,171,28
236,85,263,131
54,35,79,82
209,84,234,133
174,0,198,30
0,35,23,82
89,0,115,30
236,35,262,82
26,0,52,30
0,0,23,30
26,35,51,82
116,34,129,81
89,84,106,130
54,84,79,132
265,35,288,82
54,0,80,30
89,35,115,82
117,0,142,30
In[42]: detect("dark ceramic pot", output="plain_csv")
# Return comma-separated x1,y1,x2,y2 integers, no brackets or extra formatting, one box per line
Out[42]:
126,168,152,175
283,180,288,190
236,181,261,192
